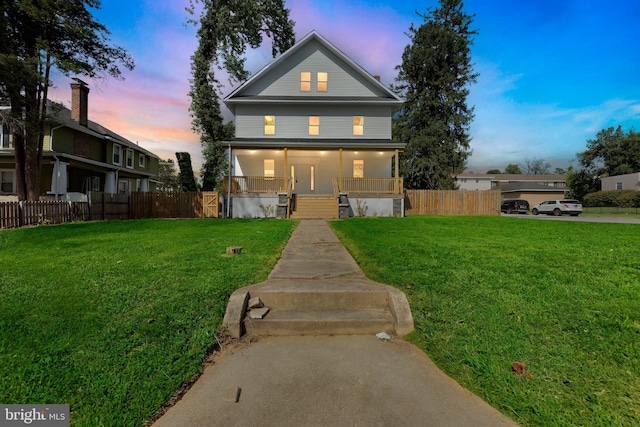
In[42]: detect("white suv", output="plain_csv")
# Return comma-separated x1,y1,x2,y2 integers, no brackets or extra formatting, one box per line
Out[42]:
532,200,582,216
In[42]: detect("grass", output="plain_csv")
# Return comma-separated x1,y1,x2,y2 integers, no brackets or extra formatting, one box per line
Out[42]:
330,216,640,427
0,219,296,426
582,207,640,219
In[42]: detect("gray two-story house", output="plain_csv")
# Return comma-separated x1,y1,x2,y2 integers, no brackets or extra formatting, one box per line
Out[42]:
222,31,404,218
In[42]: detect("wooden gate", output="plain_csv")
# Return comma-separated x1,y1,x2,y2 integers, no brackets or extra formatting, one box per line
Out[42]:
202,192,219,218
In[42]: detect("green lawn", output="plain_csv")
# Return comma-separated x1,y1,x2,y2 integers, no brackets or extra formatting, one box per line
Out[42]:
331,216,640,427
0,219,296,426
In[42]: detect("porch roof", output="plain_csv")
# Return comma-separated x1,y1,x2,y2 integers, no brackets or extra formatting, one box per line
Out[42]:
222,138,405,150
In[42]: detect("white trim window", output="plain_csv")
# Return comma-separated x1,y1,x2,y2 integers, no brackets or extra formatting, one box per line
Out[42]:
139,153,146,168
616,181,623,190
1,169,15,193
353,160,364,178
118,179,130,194
264,116,275,135
0,124,11,149
353,116,364,136
264,159,275,179
317,72,328,92
300,72,311,92
125,149,134,169
112,144,122,165
309,116,320,135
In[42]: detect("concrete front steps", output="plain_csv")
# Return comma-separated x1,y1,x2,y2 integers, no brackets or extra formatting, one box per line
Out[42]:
224,279,413,338
290,195,338,219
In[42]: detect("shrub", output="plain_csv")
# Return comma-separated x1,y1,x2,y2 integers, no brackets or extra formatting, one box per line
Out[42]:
583,190,640,207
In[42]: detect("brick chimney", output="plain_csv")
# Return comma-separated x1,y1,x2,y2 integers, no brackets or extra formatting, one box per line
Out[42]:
70,78,89,126
373,75,381,82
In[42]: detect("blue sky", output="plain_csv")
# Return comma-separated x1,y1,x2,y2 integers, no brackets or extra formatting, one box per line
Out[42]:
49,0,640,172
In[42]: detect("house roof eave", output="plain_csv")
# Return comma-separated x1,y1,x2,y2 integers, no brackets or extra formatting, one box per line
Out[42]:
222,138,405,150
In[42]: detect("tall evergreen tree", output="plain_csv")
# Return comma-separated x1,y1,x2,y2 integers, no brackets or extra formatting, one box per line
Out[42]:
394,0,478,189
0,0,133,200
176,152,198,192
187,0,295,190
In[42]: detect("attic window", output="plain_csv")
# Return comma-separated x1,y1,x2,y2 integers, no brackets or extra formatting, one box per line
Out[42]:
353,116,364,136
309,116,320,135
264,116,275,135
300,72,311,91
317,72,328,91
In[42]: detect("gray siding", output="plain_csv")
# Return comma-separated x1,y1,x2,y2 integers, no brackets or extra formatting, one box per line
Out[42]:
242,40,388,98
235,104,392,139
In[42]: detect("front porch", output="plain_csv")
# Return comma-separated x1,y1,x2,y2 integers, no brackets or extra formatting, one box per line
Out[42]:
223,175,404,219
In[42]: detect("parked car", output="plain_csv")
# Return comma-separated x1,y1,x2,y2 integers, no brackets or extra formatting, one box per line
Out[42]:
531,200,583,216
501,199,530,214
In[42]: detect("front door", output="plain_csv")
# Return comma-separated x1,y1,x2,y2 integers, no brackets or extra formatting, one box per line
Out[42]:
291,164,315,194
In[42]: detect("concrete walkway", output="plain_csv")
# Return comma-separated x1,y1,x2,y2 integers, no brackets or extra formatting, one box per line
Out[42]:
152,220,518,427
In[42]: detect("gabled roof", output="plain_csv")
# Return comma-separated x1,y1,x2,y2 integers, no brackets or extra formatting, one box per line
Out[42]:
499,182,569,193
224,31,402,106
48,102,159,158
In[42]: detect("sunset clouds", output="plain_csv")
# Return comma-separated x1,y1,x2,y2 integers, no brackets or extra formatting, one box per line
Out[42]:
49,0,640,172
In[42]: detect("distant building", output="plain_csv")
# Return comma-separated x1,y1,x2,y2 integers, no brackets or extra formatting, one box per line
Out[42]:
456,173,569,206
600,172,640,191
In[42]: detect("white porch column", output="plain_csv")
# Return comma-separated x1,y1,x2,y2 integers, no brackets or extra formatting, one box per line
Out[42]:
105,171,116,194
140,178,149,192
50,160,68,197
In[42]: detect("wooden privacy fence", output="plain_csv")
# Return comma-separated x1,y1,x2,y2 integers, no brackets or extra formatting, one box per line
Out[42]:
405,190,501,215
0,192,220,229
0,200,90,229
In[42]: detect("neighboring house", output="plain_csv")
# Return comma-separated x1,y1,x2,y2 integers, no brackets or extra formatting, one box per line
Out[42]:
456,173,567,191
0,79,160,201
221,31,404,219
456,173,569,207
601,172,640,191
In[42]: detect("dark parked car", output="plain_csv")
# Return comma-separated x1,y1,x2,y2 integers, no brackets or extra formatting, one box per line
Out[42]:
501,199,530,214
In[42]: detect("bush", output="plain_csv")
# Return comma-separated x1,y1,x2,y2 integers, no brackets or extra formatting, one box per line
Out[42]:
583,190,640,207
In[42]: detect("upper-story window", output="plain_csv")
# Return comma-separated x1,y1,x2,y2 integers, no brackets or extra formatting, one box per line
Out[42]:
139,153,146,168
309,116,320,135
264,116,275,135
125,149,134,169
317,72,328,91
353,116,364,136
112,144,122,165
300,72,311,92
0,124,11,149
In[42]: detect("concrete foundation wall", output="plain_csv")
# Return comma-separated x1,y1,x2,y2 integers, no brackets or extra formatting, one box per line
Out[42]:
348,197,403,217
230,195,280,218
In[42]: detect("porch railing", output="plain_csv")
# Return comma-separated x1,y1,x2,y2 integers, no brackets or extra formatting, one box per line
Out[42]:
339,177,403,194
224,176,287,193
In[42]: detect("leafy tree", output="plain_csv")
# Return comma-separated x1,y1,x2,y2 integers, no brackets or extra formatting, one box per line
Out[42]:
176,152,198,192
0,0,133,200
504,163,522,174
578,126,640,176
486,169,501,174
157,159,180,192
566,165,600,201
520,157,551,174
187,0,295,190
394,0,478,189
201,121,234,191
554,167,567,174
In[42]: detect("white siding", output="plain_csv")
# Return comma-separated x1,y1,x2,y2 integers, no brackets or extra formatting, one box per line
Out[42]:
235,104,392,139
241,40,388,98
457,177,492,190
